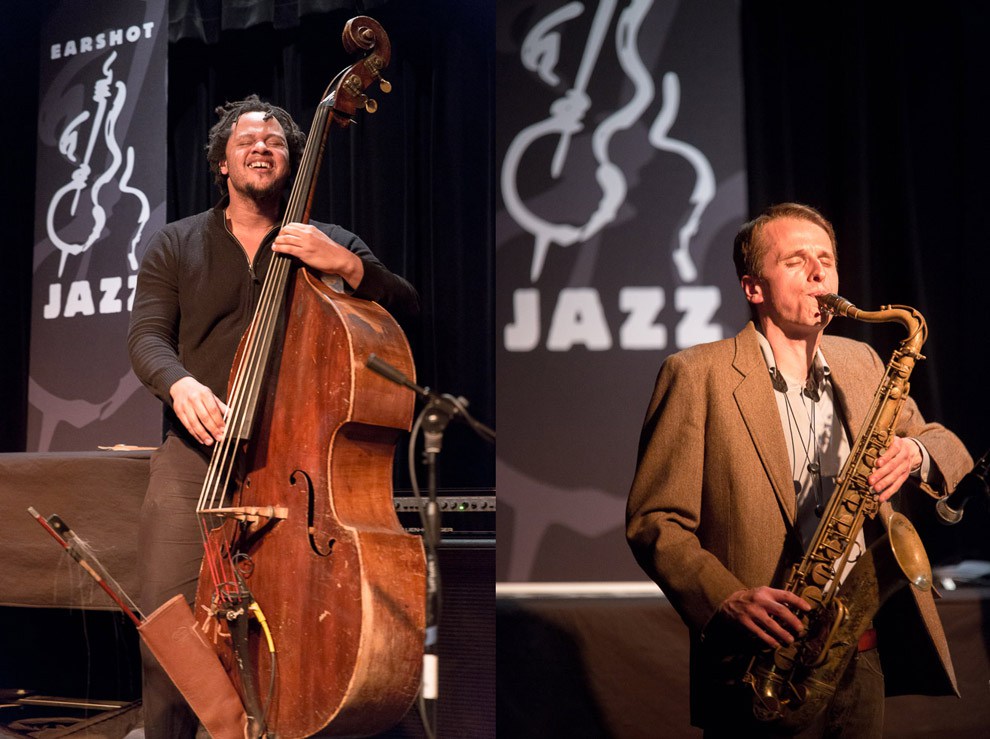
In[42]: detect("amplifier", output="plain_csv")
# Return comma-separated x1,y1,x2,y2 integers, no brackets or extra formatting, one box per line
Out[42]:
394,491,495,540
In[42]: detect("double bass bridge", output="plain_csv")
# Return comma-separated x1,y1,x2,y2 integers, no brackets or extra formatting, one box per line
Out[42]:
198,505,289,524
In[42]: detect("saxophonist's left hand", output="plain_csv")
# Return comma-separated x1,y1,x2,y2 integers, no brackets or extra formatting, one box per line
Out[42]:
868,436,923,502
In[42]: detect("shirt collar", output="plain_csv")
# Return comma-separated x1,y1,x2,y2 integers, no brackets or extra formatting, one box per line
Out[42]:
755,330,830,395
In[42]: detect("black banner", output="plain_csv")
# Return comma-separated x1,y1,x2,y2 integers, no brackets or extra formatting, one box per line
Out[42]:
29,0,167,451
497,0,748,581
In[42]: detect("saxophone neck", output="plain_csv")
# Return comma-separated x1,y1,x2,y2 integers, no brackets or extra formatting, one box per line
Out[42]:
816,294,927,356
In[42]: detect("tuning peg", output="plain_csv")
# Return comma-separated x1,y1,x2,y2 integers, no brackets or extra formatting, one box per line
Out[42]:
353,92,378,113
379,78,392,94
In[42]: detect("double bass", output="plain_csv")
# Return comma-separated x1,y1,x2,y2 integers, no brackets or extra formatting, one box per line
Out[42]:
191,18,424,738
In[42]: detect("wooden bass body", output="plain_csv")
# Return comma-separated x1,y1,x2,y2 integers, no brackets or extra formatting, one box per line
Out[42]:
194,267,424,738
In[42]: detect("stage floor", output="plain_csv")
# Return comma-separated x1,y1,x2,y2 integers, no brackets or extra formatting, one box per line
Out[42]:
497,584,990,738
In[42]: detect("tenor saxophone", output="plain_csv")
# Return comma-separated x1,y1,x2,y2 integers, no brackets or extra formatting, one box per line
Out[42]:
741,293,934,731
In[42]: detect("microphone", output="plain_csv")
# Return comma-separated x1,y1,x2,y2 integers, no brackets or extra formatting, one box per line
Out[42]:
936,447,990,525
366,353,416,390
768,366,822,402
769,367,788,393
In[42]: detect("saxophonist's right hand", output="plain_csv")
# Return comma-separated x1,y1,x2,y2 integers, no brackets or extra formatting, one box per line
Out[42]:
718,587,813,649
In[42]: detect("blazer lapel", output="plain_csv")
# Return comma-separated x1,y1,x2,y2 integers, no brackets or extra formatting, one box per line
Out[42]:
732,324,797,524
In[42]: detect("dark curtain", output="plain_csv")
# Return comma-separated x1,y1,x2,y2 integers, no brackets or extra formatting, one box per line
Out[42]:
165,0,495,490
167,0,389,42
740,1,990,557
0,5,42,453
2,0,494,493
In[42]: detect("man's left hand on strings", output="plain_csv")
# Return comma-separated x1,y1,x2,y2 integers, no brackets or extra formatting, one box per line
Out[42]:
272,222,365,289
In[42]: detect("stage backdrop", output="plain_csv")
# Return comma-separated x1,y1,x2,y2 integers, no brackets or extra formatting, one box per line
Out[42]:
28,0,166,452
497,0,747,581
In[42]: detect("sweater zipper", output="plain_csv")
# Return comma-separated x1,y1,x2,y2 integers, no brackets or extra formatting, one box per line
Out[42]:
222,215,280,282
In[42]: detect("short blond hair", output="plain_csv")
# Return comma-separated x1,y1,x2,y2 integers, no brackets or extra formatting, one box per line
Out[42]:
733,203,837,279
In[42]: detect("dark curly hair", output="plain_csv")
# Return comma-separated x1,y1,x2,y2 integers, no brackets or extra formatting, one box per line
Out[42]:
206,95,308,194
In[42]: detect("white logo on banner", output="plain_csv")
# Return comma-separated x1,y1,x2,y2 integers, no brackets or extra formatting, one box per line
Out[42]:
501,0,723,352
50,22,156,60
44,50,150,314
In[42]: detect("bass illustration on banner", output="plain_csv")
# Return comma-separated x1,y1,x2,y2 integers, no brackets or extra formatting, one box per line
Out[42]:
45,49,151,280
501,0,715,285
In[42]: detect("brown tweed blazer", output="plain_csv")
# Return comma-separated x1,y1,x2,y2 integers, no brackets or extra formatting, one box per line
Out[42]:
627,322,972,725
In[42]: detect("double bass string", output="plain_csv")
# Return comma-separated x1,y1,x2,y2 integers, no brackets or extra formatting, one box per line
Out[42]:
194,94,338,601
195,139,314,514
195,248,293,600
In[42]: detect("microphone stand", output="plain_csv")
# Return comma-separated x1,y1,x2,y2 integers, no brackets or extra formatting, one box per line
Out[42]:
366,354,495,739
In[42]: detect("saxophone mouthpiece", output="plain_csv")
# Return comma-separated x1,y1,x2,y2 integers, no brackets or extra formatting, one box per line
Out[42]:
816,293,857,318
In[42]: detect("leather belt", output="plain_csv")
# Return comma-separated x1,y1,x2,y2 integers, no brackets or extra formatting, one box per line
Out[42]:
857,627,878,652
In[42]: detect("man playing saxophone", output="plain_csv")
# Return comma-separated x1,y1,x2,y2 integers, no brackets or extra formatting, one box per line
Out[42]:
626,203,971,737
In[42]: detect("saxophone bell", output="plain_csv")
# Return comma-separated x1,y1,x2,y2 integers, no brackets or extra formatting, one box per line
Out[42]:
886,512,933,591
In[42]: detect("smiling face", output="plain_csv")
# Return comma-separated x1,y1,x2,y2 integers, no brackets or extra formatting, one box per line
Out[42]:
741,216,839,338
219,111,291,203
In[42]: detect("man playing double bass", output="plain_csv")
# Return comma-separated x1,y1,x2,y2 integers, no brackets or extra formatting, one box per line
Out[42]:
128,95,418,737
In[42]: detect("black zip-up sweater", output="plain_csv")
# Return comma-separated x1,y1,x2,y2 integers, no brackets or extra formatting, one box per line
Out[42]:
127,199,419,441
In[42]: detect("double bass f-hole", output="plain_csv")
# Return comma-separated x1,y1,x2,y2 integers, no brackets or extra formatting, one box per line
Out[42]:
289,468,336,556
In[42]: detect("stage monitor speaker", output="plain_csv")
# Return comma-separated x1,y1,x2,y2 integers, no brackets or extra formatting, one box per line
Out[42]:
384,539,495,738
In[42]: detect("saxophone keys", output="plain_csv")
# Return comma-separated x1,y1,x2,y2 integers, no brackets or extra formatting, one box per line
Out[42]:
809,565,832,588
774,644,798,670
789,682,809,705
